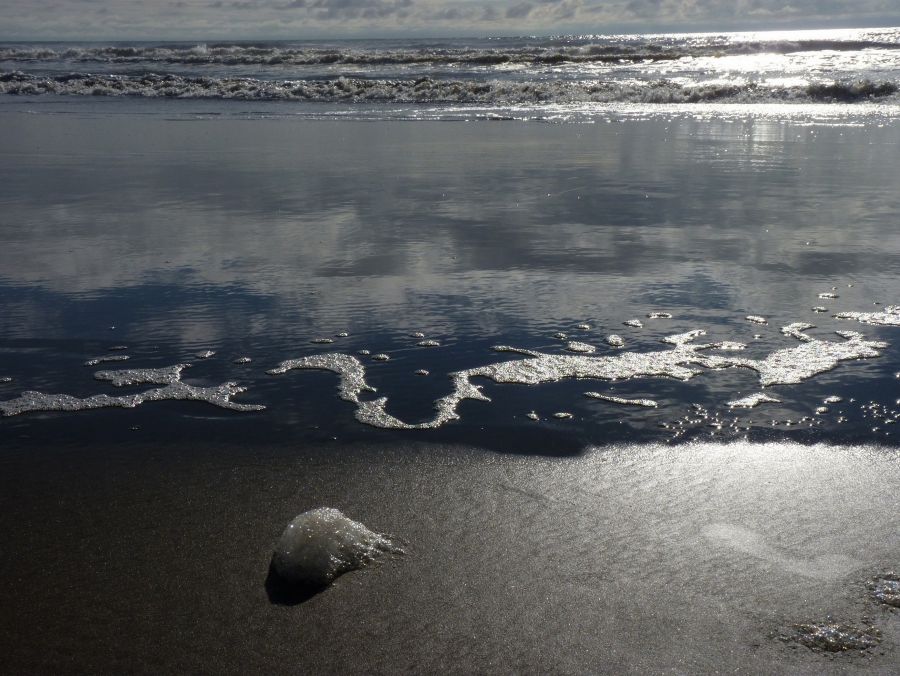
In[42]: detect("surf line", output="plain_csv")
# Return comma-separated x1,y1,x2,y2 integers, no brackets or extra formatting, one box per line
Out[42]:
268,326,887,430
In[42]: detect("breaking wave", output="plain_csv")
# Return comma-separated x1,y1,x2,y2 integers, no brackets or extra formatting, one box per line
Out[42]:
2,38,899,67
2,71,897,104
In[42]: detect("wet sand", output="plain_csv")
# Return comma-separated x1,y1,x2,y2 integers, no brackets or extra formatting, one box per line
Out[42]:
1,439,897,673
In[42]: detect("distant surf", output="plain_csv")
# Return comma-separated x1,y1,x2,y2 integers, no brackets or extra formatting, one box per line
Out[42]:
3,27,900,116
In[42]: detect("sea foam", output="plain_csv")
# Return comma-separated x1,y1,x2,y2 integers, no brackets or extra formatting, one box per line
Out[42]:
0,363,263,416
271,508,401,587
268,322,887,430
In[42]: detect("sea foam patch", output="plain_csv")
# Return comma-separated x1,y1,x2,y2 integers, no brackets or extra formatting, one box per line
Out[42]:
1,307,896,426
269,320,888,430
84,355,130,367
782,621,881,652
836,305,900,326
869,573,900,607
0,363,263,416
728,393,781,408
584,392,657,408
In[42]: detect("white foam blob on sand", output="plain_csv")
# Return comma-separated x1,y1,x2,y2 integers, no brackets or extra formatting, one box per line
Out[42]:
584,392,657,408
647,312,672,319
417,340,440,347
196,350,216,359
526,411,539,420
0,364,263,416
271,507,401,587
727,393,781,408
605,335,624,348
234,357,252,364
311,338,334,344
576,323,591,330
269,322,888,430
553,412,573,419
565,341,596,354
818,292,839,299
745,315,768,325
623,319,643,328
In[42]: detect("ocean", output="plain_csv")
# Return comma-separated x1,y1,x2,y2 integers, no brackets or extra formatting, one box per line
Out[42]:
2,27,900,119
1,28,899,673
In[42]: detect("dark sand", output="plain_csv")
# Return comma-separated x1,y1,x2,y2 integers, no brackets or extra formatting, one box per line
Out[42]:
1,439,897,674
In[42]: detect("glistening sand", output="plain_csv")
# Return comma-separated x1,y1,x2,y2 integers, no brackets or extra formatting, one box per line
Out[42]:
0,439,897,673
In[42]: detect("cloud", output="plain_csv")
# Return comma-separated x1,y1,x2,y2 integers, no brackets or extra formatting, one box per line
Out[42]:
294,0,415,21
0,0,897,39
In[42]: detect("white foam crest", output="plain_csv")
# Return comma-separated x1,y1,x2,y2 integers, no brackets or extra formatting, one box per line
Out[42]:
2,36,898,67
2,72,897,105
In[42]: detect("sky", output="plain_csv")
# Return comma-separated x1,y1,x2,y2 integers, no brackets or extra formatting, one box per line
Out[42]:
1,0,899,40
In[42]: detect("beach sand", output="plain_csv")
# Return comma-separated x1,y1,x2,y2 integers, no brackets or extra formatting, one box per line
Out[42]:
1,439,897,673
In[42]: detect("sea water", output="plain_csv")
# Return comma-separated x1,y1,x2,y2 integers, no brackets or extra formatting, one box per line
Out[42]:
2,109,900,449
